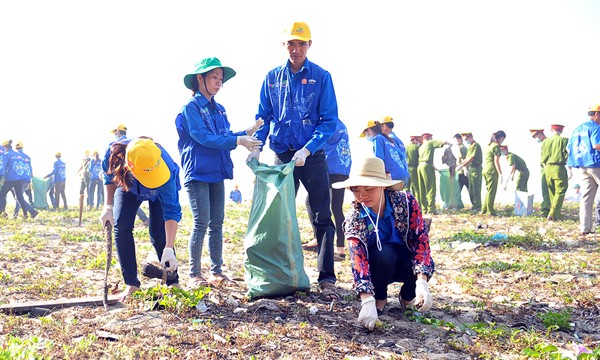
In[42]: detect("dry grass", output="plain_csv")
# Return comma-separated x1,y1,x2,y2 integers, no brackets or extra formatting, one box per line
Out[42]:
1,202,599,359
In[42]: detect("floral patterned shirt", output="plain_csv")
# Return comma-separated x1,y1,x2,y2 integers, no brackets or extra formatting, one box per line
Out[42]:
344,189,435,296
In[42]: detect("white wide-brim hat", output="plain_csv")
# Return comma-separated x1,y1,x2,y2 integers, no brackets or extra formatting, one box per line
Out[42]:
331,157,403,191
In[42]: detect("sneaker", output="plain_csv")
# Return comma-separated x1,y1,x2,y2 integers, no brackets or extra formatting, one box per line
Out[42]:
31,210,39,219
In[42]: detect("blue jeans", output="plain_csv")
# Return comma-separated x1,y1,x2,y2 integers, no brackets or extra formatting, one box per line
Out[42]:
275,150,336,284
88,178,103,208
185,180,225,277
368,242,417,302
113,187,179,287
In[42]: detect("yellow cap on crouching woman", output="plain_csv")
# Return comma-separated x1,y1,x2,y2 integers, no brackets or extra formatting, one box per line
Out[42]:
126,138,170,189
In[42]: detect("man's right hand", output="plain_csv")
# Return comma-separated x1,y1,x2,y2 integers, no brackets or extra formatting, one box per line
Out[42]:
247,150,260,163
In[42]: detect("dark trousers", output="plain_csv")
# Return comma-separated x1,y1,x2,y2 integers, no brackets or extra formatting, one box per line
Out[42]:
458,173,469,192
275,150,336,284
113,188,179,287
368,242,417,301
0,180,36,215
306,173,349,248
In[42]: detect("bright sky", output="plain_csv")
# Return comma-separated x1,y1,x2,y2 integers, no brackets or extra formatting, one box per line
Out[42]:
2,0,600,206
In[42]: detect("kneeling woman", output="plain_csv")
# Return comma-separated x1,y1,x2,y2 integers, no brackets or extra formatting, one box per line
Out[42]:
101,137,182,300
332,157,435,330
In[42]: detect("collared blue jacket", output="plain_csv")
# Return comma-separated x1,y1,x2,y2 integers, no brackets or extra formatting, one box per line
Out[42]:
5,150,30,182
47,159,66,183
88,158,103,180
0,148,5,177
372,134,410,183
17,150,32,181
255,58,338,155
567,120,600,168
176,93,245,184
102,138,182,222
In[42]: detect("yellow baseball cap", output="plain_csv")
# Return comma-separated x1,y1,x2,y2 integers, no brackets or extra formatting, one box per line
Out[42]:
126,138,170,189
381,115,393,124
15,141,23,149
359,120,378,138
284,21,311,42
2,139,11,147
55,152,61,157
588,104,600,112
111,124,127,133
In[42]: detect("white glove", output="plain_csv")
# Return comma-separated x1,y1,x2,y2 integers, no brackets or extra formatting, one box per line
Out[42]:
357,296,378,330
291,148,310,167
100,205,114,227
247,150,260,163
414,278,433,311
245,118,264,136
237,136,262,151
161,247,178,272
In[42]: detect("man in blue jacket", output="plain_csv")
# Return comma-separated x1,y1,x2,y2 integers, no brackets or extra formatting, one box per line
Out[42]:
567,104,600,235
248,21,339,300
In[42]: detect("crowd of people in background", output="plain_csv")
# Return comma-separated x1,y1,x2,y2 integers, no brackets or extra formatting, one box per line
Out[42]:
0,140,108,218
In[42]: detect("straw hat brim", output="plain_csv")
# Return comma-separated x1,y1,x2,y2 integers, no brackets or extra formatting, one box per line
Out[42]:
332,175,403,191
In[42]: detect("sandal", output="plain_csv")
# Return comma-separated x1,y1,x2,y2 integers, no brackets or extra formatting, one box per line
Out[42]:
302,240,319,252
333,252,346,261
119,285,139,302
187,276,208,290
208,273,230,286
319,281,339,301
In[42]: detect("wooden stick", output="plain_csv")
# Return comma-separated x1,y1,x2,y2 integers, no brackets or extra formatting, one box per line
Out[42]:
0,295,121,314
103,221,113,311
78,193,84,226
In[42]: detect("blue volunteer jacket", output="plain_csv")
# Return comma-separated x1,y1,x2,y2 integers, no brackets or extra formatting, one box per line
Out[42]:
255,58,338,155
47,158,66,183
325,120,352,176
102,138,182,222
17,150,32,181
5,150,30,182
176,93,245,184
0,149,5,177
567,120,600,168
372,134,410,183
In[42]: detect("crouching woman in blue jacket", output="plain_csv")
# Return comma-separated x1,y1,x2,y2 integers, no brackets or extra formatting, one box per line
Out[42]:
100,137,182,301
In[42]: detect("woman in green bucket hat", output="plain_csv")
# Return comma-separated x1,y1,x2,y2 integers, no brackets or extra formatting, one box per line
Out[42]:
176,57,263,289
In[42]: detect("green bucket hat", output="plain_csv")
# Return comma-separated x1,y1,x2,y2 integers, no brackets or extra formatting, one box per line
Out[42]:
183,57,236,90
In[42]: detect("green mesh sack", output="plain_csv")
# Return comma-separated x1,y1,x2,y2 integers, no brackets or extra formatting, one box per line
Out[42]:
244,159,310,299
32,176,51,209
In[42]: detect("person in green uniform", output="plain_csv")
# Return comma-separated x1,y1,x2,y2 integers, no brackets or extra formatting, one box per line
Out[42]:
500,145,529,192
456,132,482,212
530,129,551,216
541,124,569,221
453,133,468,208
405,135,421,198
416,133,449,214
482,130,506,215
